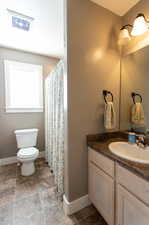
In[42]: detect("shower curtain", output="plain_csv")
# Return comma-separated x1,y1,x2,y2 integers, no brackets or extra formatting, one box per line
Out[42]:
45,60,64,197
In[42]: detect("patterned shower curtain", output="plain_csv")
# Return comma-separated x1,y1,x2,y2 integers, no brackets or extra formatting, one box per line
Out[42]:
45,60,64,197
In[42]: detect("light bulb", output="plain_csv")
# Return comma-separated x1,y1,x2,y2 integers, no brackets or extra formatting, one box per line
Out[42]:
119,28,131,45
131,14,148,36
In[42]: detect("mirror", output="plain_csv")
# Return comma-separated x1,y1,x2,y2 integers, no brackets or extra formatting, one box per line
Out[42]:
120,46,149,132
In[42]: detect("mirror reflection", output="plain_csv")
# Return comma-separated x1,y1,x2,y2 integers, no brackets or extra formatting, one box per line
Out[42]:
120,46,149,133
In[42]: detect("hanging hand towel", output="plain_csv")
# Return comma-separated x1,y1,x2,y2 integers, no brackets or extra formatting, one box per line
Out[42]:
104,102,116,130
131,102,145,125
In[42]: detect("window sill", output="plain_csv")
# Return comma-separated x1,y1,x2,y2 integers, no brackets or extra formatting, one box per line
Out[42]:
5,108,44,113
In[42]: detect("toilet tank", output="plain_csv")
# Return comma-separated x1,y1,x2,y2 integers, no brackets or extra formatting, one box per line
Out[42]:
14,129,38,148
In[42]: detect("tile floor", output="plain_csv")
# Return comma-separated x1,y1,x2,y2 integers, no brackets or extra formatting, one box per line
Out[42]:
0,158,107,225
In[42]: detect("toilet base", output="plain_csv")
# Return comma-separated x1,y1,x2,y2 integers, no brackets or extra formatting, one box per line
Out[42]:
21,161,35,176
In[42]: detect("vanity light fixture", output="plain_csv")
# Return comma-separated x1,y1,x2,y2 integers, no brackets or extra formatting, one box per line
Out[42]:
119,13,149,45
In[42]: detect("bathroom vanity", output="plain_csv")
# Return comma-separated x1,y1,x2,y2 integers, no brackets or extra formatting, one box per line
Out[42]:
87,132,149,225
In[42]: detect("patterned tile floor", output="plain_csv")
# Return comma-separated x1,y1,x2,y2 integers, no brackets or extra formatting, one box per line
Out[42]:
0,158,107,225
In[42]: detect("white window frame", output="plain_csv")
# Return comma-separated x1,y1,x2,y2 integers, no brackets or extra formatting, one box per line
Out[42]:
4,60,43,113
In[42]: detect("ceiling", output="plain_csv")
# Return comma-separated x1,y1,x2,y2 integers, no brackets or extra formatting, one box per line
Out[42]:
90,0,141,16
0,0,64,58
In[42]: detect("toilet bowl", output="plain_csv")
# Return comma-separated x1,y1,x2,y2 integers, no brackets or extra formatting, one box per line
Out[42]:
17,147,39,176
14,128,39,176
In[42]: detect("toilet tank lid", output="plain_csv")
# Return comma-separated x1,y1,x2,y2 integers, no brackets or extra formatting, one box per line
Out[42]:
14,128,38,135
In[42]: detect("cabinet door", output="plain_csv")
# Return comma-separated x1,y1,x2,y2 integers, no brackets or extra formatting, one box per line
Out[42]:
89,162,114,225
117,184,149,225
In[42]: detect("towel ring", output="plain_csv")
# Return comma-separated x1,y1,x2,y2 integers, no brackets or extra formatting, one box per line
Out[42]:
103,90,113,104
131,92,142,104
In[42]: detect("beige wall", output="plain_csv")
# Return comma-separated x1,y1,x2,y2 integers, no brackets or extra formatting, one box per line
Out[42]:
65,0,122,202
0,47,58,159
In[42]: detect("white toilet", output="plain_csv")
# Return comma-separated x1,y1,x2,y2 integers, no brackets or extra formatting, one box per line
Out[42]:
14,128,39,176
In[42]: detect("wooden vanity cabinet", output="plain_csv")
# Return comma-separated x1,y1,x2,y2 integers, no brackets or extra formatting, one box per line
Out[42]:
88,148,115,225
116,164,149,225
116,184,149,225
88,148,149,225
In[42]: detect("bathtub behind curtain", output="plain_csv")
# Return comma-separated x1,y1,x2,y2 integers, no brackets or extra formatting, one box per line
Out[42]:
45,60,64,197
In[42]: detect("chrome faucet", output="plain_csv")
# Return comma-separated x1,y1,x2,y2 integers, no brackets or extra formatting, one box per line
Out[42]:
136,134,146,148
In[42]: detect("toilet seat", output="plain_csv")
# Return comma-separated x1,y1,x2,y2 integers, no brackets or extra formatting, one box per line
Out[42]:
17,147,39,159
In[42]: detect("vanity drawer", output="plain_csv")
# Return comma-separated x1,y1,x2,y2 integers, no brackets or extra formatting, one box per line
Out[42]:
116,164,149,206
88,147,114,177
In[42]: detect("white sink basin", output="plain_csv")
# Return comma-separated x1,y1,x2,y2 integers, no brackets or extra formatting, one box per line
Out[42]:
109,142,149,164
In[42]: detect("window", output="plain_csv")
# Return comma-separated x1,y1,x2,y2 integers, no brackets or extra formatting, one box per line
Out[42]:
4,60,43,113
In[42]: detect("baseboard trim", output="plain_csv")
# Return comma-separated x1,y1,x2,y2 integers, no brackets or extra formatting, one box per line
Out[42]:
63,194,91,215
0,151,45,166
0,156,18,166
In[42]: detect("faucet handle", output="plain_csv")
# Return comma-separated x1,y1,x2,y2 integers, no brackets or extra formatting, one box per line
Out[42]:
136,134,146,148
135,134,149,148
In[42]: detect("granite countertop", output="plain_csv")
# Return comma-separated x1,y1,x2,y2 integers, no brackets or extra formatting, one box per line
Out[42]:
87,132,149,182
